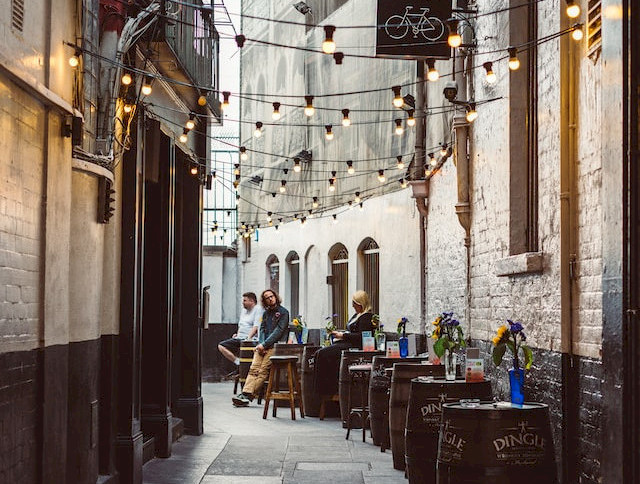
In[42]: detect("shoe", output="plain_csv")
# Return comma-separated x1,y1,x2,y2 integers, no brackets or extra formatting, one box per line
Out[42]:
232,393,251,407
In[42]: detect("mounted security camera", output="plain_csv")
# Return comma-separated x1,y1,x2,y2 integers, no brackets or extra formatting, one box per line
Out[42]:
443,81,458,102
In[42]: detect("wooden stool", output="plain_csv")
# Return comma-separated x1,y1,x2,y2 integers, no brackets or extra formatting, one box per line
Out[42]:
346,364,372,442
262,355,305,420
319,394,340,420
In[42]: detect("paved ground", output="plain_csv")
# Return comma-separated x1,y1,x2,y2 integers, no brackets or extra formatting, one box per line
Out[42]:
142,382,407,484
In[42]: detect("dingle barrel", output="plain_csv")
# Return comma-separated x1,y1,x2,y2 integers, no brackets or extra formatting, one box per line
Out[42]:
405,378,492,484
301,345,321,417
437,402,557,484
338,350,384,428
389,363,445,471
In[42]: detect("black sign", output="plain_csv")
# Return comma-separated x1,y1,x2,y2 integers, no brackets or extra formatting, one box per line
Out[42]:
376,0,452,59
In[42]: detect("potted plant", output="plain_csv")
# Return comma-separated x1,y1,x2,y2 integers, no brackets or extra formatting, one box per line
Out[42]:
491,320,533,405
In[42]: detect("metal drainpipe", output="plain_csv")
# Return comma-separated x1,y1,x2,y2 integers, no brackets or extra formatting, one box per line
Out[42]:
415,61,428,335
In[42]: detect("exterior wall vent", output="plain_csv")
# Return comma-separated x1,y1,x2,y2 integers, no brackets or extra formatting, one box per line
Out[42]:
11,0,24,33
587,0,602,60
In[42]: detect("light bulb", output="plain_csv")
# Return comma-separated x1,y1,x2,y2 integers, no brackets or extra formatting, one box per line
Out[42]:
69,49,81,68
392,86,404,108
429,153,437,166
447,19,461,48
123,104,133,114
566,0,581,18
186,113,196,130
572,25,584,41
121,72,133,86
377,170,385,183
280,180,286,193
198,95,207,106
347,161,355,174
359,202,364,211
325,125,334,141
396,156,405,170
407,110,416,127
322,25,336,54
221,91,230,110
179,130,188,143
400,178,408,188
333,214,338,224
342,108,351,126
293,158,301,173
254,121,263,138
466,104,478,123
234,164,240,176
328,180,336,192
440,143,448,157
312,197,319,209
272,102,281,120
267,212,272,222
239,147,248,161
304,96,315,116
354,192,361,203
426,58,439,82
394,119,404,136
483,62,497,84
141,77,153,96
190,166,198,175
508,47,521,70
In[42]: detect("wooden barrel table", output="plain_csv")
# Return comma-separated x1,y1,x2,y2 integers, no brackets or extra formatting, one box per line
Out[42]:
301,345,321,417
273,343,306,407
405,378,492,484
338,350,384,428
437,402,557,483
369,356,430,448
389,363,445,471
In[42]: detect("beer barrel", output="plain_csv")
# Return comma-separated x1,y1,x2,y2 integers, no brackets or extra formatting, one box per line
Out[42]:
338,350,384,428
389,363,445,471
273,343,306,407
405,378,492,484
369,356,430,447
301,345,321,417
238,340,258,389
437,402,557,484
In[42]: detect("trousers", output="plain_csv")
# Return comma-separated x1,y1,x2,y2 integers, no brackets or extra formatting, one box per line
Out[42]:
242,348,275,396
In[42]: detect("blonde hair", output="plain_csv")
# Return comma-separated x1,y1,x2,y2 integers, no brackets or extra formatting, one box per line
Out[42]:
352,290,372,313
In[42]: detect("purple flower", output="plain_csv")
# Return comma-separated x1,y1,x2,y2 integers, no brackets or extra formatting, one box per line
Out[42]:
508,320,524,334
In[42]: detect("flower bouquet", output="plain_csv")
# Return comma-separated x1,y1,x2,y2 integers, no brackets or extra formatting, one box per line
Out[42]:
431,311,466,380
324,314,337,346
492,319,533,405
372,315,385,351
397,317,409,357
291,316,307,344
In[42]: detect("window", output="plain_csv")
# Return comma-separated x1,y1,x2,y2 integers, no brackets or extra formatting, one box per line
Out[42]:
358,238,380,314
509,0,538,254
587,0,602,59
266,254,279,293
286,251,300,317
329,244,349,329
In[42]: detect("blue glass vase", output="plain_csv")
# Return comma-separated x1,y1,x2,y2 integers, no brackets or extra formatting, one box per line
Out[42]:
296,331,303,344
399,336,409,358
509,367,525,406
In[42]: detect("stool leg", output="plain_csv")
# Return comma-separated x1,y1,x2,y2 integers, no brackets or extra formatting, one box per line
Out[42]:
286,362,296,420
292,366,304,418
263,367,275,419
319,399,326,420
233,374,238,394
273,365,280,418
345,379,353,440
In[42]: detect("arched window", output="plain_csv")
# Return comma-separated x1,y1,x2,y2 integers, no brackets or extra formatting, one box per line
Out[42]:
286,251,300,317
266,254,279,293
358,238,380,314
329,243,349,329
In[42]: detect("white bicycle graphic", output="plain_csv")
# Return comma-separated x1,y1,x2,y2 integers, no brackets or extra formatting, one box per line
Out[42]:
384,6,446,41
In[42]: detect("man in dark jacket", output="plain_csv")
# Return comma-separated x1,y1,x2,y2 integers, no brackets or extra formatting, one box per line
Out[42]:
232,289,289,406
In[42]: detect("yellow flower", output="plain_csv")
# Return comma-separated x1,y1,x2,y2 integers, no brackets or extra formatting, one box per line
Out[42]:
492,336,501,346
432,316,441,326
496,325,508,338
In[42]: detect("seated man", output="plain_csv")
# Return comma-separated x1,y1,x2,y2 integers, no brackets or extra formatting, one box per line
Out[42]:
232,289,289,407
218,292,263,369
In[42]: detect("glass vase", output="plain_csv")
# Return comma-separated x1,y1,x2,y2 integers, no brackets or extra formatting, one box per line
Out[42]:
509,367,525,406
444,350,457,380
375,332,386,352
295,331,303,344
399,336,409,358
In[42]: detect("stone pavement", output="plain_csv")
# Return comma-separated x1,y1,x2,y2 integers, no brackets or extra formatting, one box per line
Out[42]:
143,382,407,484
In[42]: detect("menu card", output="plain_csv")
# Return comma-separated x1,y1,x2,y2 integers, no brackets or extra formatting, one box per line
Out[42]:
386,341,400,358
362,331,375,351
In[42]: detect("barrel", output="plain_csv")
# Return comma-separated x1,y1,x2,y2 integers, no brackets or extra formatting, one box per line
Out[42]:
338,350,384,428
406,378,492,484
437,402,557,484
238,340,258,389
369,356,430,447
273,343,306,407
301,345,321,417
389,363,445,471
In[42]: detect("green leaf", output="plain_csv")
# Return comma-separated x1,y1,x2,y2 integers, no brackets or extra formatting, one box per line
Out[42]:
433,337,445,358
506,340,516,354
492,344,506,366
522,345,534,370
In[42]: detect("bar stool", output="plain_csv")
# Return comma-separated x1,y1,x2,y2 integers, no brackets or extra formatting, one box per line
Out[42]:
262,355,305,420
319,394,340,420
346,363,372,442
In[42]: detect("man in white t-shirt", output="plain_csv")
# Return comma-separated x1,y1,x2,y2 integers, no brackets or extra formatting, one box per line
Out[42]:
218,292,263,366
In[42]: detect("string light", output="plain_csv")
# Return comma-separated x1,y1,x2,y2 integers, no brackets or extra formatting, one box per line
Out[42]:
400,178,408,188
185,113,196,130
377,169,386,183
466,103,478,123
429,152,437,166
359,202,364,211
312,197,319,208
221,91,230,110
280,180,287,193
571,23,584,41
179,128,188,143
304,96,315,116
190,165,198,175
123,103,134,114
346,160,355,174
394,119,404,135
300,217,307,225
69,48,81,68
254,121,263,137
354,191,361,203
293,158,301,172
566,0,581,18
141,76,153,96
235,34,246,48
426,58,439,82
407,110,416,127
234,164,240,175
307,210,314,218
447,19,462,48
239,146,248,161
333,52,344,65
328,178,336,192
267,211,272,222
396,156,405,170
507,46,521,71
325,125,334,141
272,102,281,120
483,62,497,84
121,71,133,86
341,109,351,126
425,167,431,177
211,171,217,179
322,25,336,54
198,95,207,106
440,143,448,157
333,214,338,224
392,86,404,108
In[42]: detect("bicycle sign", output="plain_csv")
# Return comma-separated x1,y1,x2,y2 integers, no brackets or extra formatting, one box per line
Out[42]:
376,0,452,59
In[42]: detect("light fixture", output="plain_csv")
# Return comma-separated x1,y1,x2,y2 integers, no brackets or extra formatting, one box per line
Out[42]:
341,109,351,126
426,58,439,82
186,113,196,130
571,23,584,41
566,0,581,18
141,76,153,96
325,125,334,141
234,164,240,175
333,52,344,65
465,103,478,123
304,96,315,116
332,214,338,224
235,34,246,48
429,152,437,166
394,119,404,135
396,156,405,170
300,217,307,226
121,71,133,86
392,86,404,108
312,197,319,208
483,62,497,84
440,143,448,157
447,19,462,48
328,179,336,192
378,169,386,183
267,211,272,222
346,160,355,174
280,180,287,193
359,202,364,211
272,102,281,120
407,110,416,127
123,103,133,114
254,121,263,138
425,167,432,177
69,48,81,68
190,165,198,175
212,171,217,179
354,191,361,203
198,94,207,106
308,209,314,218
293,158,301,172
507,46,521,71
400,178,408,188
179,129,188,143
239,146,248,161
221,91,230,110
322,25,336,54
